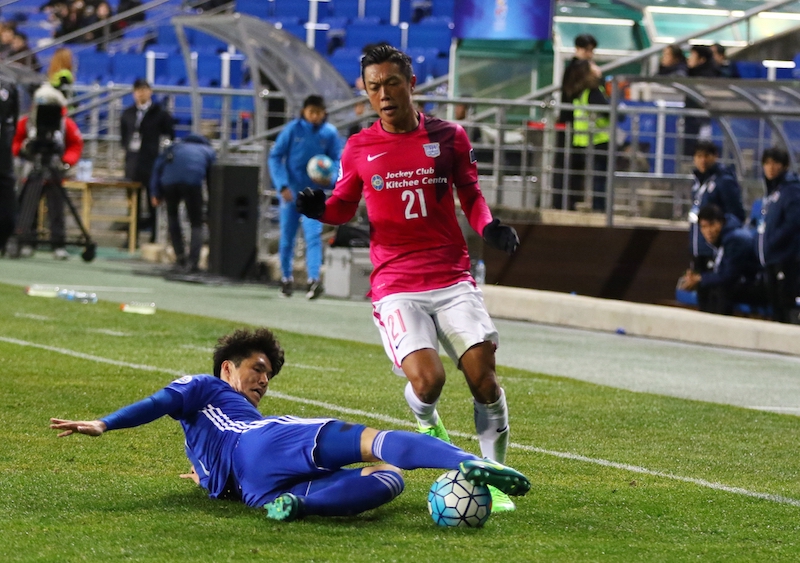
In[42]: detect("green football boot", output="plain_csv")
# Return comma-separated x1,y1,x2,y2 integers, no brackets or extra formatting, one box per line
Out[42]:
264,493,304,522
416,418,451,444
459,458,531,497
488,485,516,512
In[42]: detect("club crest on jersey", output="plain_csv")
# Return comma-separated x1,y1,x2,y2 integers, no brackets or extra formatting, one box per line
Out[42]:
371,174,384,191
423,142,440,158
174,375,193,384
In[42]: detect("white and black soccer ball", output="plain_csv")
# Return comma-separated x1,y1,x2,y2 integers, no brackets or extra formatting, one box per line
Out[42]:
427,469,492,527
306,154,334,184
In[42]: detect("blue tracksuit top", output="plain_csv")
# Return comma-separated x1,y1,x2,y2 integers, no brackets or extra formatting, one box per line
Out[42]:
688,162,745,258
150,134,216,199
756,171,800,267
268,117,343,193
699,215,760,288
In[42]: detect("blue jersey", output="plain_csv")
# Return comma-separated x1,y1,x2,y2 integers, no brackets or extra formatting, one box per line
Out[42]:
165,375,264,499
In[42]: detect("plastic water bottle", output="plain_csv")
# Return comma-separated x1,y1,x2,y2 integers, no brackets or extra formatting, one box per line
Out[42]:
474,260,486,285
76,159,93,181
120,302,157,315
56,288,98,304
25,284,60,298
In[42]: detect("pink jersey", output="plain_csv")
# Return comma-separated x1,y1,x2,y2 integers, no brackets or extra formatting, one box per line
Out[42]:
321,113,494,301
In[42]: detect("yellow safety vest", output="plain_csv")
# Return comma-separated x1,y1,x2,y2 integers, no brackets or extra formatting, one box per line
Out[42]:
572,88,610,147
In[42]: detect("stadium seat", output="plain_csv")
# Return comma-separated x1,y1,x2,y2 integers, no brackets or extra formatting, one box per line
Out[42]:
407,17,453,55
193,31,228,54
76,51,112,84
236,0,268,18
161,53,188,85
156,24,193,47
346,23,402,51
196,52,222,87
328,47,362,86
406,47,439,80
271,0,312,21
330,0,361,20
430,0,455,18
736,61,766,79
110,52,147,84
364,0,392,23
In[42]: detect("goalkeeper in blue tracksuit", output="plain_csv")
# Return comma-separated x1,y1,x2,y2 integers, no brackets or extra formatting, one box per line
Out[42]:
268,95,343,299
50,327,530,522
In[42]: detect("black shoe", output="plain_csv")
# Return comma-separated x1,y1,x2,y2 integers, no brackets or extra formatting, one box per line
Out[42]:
305,280,323,300
280,280,293,298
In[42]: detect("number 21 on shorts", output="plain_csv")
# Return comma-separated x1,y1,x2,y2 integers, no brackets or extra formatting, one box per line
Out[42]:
387,309,408,347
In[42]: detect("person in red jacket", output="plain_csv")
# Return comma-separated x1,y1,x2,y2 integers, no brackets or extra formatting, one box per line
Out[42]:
12,82,83,259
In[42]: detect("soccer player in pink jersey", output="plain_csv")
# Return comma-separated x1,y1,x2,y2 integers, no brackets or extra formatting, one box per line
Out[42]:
296,45,520,511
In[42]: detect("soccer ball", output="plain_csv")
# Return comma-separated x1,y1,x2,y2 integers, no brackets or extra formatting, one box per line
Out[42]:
306,154,335,185
427,469,492,527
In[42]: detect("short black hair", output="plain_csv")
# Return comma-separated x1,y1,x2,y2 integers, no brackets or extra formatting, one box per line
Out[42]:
133,78,150,90
693,140,719,157
213,328,285,379
698,203,725,224
575,34,597,50
361,44,413,85
762,146,789,167
303,94,325,110
690,45,713,63
712,43,725,57
664,44,686,63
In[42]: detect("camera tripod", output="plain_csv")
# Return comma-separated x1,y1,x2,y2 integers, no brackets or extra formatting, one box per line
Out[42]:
6,150,96,262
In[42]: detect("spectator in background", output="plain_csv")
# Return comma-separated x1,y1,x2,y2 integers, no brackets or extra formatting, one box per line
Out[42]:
683,45,720,156
150,133,216,274
0,23,16,58
555,33,597,209
657,44,687,77
755,147,800,323
712,44,740,79
83,1,116,51
686,140,745,311
120,78,174,246
268,95,343,299
8,32,41,72
678,204,764,315
55,1,88,42
563,59,610,211
0,77,18,255
116,0,146,32
47,47,74,100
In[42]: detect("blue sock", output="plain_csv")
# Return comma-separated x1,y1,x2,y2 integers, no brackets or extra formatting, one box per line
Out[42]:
303,470,404,517
371,430,480,470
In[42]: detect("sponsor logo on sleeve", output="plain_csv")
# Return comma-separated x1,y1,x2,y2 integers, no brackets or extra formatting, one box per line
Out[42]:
175,375,193,384
469,148,476,164
423,142,440,158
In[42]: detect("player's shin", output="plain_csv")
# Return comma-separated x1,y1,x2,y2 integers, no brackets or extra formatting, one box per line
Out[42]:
371,430,478,469
404,381,441,428
474,387,509,463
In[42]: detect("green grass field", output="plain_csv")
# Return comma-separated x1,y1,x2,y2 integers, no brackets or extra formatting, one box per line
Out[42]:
2,281,800,562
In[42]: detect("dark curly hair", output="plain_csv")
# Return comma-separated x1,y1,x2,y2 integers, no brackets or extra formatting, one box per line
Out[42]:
212,328,285,379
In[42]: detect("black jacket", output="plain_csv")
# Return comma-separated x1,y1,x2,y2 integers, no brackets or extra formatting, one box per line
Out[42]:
756,171,800,266
700,215,760,288
689,162,745,258
120,99,174,184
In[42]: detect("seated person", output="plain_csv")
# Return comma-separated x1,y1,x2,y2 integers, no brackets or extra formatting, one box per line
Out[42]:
678,204,765,315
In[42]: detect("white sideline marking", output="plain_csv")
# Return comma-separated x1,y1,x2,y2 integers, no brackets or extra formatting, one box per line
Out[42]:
5,335,799,508
14,313,50,321
88,329,129,337
750,406,800,414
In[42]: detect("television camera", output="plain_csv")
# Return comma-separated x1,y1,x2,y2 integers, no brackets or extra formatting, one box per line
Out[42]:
7,100,96,261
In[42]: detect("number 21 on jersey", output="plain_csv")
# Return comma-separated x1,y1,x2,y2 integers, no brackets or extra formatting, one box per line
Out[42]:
387,309,408,344
402,189,428,219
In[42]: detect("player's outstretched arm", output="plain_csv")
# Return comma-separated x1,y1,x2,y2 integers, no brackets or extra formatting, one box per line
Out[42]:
50,418,107,438
296,187,326,219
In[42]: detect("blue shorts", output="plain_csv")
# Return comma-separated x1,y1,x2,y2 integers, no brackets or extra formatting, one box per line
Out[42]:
232,417,366,507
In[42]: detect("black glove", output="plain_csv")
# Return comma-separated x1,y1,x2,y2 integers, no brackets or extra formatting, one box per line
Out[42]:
296,187,326,219
482,218,519,255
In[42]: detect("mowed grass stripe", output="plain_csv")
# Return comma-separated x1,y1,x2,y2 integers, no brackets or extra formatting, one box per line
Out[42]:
4,334,798,509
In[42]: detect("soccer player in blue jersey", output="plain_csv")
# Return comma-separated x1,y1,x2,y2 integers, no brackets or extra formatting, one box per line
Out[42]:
50,328,529,521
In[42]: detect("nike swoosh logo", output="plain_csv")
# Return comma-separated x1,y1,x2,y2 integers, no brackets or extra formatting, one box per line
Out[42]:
496,426,508,433
367,152,388,162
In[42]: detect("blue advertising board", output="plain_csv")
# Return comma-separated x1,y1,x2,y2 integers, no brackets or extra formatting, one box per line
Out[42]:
453,0,554,40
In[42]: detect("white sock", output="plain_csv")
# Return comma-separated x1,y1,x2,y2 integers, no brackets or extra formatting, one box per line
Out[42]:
473,387,509,463
404,381,440,428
